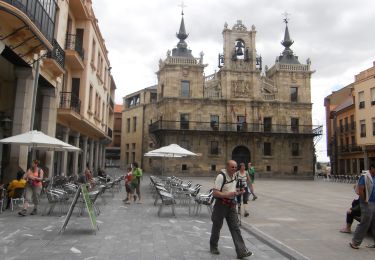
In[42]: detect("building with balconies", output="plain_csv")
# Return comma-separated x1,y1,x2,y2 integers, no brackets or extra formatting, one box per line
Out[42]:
0,0,115,183
105,103,122,167
325,61,375,175
352,61,375,169
324,85,363,175
55,0,115,176
121,13,321,178
0,0,66,183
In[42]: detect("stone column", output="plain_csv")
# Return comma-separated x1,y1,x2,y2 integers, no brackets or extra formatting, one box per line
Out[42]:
72,132,80,177
61,127,70,176
102,143,107,169
98,141,102,169
81,136,88,174
94,140,100,174
364,148,369,171
40,88,57,179
5,67,34,183
89,138,94,172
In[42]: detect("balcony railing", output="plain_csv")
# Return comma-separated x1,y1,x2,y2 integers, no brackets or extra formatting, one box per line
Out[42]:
47,39,65,68
338,145,362,153
4,0,57,43
60,92,81,114
65,34,84,60
149,120,322,135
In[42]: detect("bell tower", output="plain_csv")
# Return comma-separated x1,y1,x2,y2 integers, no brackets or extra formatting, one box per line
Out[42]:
217,20,262,100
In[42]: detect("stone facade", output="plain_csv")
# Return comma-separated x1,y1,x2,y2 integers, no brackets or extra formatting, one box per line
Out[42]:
121,17,320,179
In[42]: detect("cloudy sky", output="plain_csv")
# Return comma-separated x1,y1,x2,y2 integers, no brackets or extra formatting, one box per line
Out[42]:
92,0,375,162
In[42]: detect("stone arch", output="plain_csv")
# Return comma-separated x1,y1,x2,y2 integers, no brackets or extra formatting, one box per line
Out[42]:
231,145,250,169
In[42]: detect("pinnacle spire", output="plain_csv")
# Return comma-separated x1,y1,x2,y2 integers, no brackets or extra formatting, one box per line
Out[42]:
172,8,193,58
278,17,300,64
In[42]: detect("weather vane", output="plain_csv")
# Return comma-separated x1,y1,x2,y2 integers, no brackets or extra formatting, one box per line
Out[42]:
282,11,290,24
179,1,187,15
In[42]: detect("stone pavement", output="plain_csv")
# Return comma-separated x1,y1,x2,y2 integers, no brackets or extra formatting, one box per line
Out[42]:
0,170,289,260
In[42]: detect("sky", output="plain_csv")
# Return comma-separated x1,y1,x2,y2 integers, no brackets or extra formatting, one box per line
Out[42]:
92,0,375,162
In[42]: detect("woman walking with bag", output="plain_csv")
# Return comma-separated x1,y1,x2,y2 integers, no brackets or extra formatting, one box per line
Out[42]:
18,159,44,216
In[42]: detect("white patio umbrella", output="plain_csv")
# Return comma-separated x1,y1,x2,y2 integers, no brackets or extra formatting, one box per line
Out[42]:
0,130,81,152
144,144,198,175
145,144,197,157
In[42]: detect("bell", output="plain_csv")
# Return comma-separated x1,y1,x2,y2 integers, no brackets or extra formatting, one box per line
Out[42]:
235,41,244,56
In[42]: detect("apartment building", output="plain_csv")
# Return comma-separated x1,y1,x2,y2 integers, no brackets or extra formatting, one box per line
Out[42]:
324,85,363,175
121,86,157,170
353,61,375,169
0,0,115,183
106,103,122,167
325,61,375,174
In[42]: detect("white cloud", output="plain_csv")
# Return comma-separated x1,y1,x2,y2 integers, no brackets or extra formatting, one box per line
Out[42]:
93,0,375,162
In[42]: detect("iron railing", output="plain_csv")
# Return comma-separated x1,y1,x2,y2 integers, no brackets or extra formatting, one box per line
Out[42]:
65,34,84,60
59,92,81,114
149,120,322,135
3,0,57,43
338,145,362,153
47,39,65,68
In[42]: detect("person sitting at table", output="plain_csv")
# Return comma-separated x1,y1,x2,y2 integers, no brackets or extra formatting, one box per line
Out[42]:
6,170,26,209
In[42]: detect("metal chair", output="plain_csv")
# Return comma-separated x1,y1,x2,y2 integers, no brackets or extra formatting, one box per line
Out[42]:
10,187,25,211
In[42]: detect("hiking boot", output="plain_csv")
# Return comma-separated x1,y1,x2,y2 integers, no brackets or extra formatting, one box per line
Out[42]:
237,250,253,259
252,195,258,201
244,211,249,217
210,247,220,255
30,208,37,215
133,195,137,202
18,209,27,216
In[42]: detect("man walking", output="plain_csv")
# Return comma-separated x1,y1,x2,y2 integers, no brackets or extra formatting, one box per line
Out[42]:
210,160,253,259
247,162,258,200
350,163,375,249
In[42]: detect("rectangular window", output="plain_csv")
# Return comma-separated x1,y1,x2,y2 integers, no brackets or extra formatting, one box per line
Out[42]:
133,116,137,132
91,39,96,63
351,136,355,146
344,117,348,131
88,85,93,111
360,120,366,137
125,152,129,165
263,117,272,132
266,165,271,171
358,91,365,109
339,119,343,132
237,115,246,131
127,118,130,133
211,165,216,171
126,143,129,150
290,87,298,102
350,115,355,130
264,142,271,156
211,141,219,155
180,113,189,129
132,143,136,149
371,87,375,105
372,118,375,136
131,152,135,163
181,81,190,97
181,164,188,171
291,118,299,133
210,115,219,130
292,143,299,156
293,166,298,173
